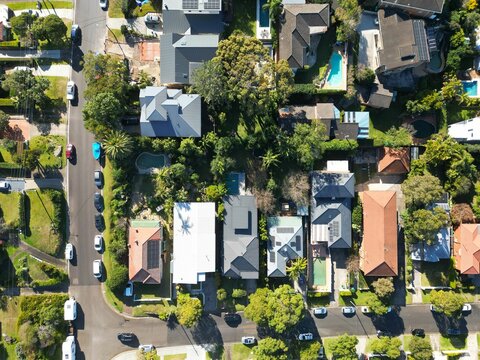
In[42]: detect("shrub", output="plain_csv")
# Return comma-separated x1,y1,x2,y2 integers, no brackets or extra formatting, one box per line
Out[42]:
120,25,128,36
121,0,135,17
0,40,20,48
109,226,127,263
339,290,352,297
235,304,245,311
0,98,14,107
232,289,247,298
355,67,375,85
18,192,25,230
106,264,128,293
307,291,330,298
322,139,359,152
45,189,65,241
451,203,475,226
259,215,269,241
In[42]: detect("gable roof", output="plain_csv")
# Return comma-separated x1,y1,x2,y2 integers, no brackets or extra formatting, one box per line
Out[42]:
267,216,304,277
172,202,216,284
311,171,355,199
454,224,480,274
448,117,480,142
223,195,259,279
139,86,201,137
361,191,398,276
311,198,352,248
279,4,330,69
160,33,219,84
380,0,444,14
378,147,410,174
128,220,163,284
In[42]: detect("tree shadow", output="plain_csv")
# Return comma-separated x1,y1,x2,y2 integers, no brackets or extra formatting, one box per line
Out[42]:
191,314,224,350
23,192,31,237
371,307,405,336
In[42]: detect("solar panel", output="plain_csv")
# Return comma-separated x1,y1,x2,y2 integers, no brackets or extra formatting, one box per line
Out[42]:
332,221,339,237
147,240,160,269
183,0,198,9
204,0,221,9
277,227,294,234
296,235,301,251
269,251,275,263
413,20,430,61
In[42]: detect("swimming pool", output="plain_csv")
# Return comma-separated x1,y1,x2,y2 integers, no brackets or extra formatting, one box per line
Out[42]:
313,258,327,287
412,120,435,139
136,152,166,174
259,0,270,27
327,52,343,87
463,81,478,97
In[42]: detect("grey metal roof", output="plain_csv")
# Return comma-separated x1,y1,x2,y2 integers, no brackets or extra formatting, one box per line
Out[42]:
311,198,352,248
279,4,330,69
411,227,451,262
139,86,201,137
267,216,304,277
163,10,224,34
160,33,219,84
223,196,259,279
311,171,355,199
380,0,444,14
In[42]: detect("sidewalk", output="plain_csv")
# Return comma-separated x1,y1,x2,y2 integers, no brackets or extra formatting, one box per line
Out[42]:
25,178,64,191
111,345,208,360
14,9,73,19
0,49,62,59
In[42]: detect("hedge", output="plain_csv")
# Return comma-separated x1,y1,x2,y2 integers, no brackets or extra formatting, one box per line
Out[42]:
18,191,25,231
0,98,14,107
291,83,346,96
0,162,22,169
45,189,66,241
0,40,20,48
307,291,330,298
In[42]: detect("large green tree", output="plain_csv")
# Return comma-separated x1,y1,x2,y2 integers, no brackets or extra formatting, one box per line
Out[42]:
370,337,402,359
244,285,304,334
103,130,134,161
286,257,307,281
2,70,50,111
0,110,10,133
299,341,322,360
402,174,444,210
409,336,433,360
253,337,289,360
176,293,203,328
335,0,361,42
430,290,464,318
10,12,35,39
192,31,293,127
382,127,413,148
83,92,123,138
329,334,359,360
34,15,67,46
403,207,450,245
372,277,395,300
287,119,328,169
365,293,389,316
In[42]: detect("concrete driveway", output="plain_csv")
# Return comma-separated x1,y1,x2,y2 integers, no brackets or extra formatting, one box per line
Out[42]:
357,11,380,69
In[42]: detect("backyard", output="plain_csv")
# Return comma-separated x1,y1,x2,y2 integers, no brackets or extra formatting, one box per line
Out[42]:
0,296,20,359
420,259,453,288
225,0,256,37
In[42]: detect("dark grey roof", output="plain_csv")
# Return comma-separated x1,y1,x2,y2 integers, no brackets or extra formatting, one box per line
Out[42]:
334,123,359,140
380,0,444,14
139,86,201,137
279,4,330,69
377,9,430,72
223,195,259,279
160,33,218,84
366,83,393,109
311,198,352,248
163,10,224,34
311,171,355,199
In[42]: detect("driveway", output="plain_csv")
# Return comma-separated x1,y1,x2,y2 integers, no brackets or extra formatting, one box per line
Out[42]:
331,248,349,304
33,64,71,77
1,178,25,191
14,9,73,19
107,16,163,37
357,12,380,69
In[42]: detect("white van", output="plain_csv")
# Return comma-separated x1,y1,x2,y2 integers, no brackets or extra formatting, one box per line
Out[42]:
62,336,76,360
64,297,77,321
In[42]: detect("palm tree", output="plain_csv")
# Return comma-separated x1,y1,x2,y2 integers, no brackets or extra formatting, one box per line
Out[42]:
262,0,283,22
103,130,134,161
286,257,307,281
261,149,280,170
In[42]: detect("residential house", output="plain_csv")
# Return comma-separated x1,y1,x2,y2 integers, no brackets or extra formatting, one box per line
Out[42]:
378,147,410,174
267,216,304,277
139,86,201,137
343,111,369,140
448,118,480,143
376,9,430,76
360,83,394,109
172,202,216,284
128,220,164,284
279,3,330,70
360,191,398,276
377,0,445,18
223,195,259,279
311,161,355,249
160,0,223,84
453,224,480,275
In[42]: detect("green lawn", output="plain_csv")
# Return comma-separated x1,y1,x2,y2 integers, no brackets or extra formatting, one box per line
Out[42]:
229,343,254,360
109,0,161,17
45,76,67,104
22,189,62,256
107,28,126,43
440,336,467,351
0,146,14,163
30,135,66,169
323,337,338,360
6,0,73,10
225,0,256,37
369,100,406,146
0,192,20,226
132,2,160,17
339,290,374,306
108,0,124,18
404,335,432,352
0,296,20,358
406,290,413,305
164,354,187,360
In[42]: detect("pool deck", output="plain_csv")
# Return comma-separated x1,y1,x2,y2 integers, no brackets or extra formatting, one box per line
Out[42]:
322,45,348,91
256,0,271,40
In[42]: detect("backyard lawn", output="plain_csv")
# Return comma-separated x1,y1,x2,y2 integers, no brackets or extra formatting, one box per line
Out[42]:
369,103,405,146
225,0,256,37
6,0,73,10
0,192,20,226
440,335,467,351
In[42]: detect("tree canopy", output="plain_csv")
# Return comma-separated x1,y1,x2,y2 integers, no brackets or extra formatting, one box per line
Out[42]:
329,334,359,360
370,337,402,359
335,0,361,42
287,120,328,169
83,92,123,138
430,290,464,318
2,70,50,111
103,130,134,161
244,284,304,333
11,12,35,40
281,172,310,207
32,14,67,46
365,293,389,316
0,110,10,133
402,174,444,210
382,127,413,148
286,258,307,281
409,336,433,360
176,293,203,328
253,337,289,360
372,277,395,300
403,207,450,245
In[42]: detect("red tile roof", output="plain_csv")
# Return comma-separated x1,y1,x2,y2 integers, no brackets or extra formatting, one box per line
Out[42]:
454,224,480,274
378,147,410,174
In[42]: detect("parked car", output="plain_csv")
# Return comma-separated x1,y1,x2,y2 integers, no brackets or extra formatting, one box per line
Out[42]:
411,328,425,337
138,344,155,352
224,313,241,327
312,307,327,316
94,235,103,252
94,192,103,211
124,281,133,297
298,333,314,341
94,214,104,231
117,333,135,342
93,259,102,278
462,304,472,312
13,66,32,72
430,305,437,312
65,243,73,260
66,143,75,160
92,142,102,160
144,13,161,24
377,330,393,338
94,170,103,188
0,181,11,192
66,80,76,101
241,336,256,345
342,306,356,315
62,336,76,360
99,0,107,9
71,24,80,43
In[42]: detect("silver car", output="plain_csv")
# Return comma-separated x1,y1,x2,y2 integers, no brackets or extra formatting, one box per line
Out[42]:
66,81,76,101
342,306,356,315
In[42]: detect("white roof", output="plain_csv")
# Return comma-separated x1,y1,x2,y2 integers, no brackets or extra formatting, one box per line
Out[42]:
63,298,76,321
172,202,216,284
448,117,480,142
326,160,350,172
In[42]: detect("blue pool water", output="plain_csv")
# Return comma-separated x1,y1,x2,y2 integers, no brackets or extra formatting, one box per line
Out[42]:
463,81,478,97
259,0,270,27
327,52,343,87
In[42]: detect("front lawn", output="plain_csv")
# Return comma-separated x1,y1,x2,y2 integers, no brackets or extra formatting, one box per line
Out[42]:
225,0,256,37
44,76,68,122
0,192,20,226
339,290,374,306
440,335,467,351
30,135,66,169
108,0,124,18
228,343,254,360
420,259,452,288
164,354,187,360
107,28,126,43
6,0,73,10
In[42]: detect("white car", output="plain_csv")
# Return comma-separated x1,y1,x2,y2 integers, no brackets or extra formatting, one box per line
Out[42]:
62,335,75,360
430,304,437,312
93,259,102,278
312,307,327,316
99,0,107,9
241,336,256,345
65,243,73,260
124,281,133,297
94,235,103,252
462,304,472,312
138,344,155,352
144,13,161,24
342,306,356,315
66,80,76,101
298,333,314,341
63,297,77,321
13,66,32,72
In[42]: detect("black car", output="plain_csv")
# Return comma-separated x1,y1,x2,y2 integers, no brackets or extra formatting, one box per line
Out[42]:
94,192,104,212
117,332,136,342
224,313,241,327
71,24,81,44
377,330,393,338
95,214,104,231
411,328,425,337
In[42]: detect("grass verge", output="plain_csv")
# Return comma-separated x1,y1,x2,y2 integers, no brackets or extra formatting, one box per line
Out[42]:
440,335,467,351
107,28,126,43
7,0,73,10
